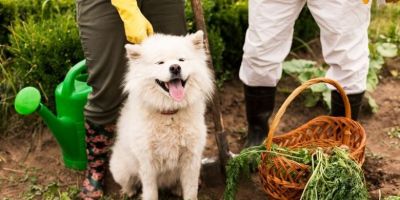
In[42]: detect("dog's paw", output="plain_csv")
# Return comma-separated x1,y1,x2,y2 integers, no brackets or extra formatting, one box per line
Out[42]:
120,187,137,198
171,185,182,197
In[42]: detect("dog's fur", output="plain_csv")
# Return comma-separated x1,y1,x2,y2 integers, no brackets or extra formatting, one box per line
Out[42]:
109,31,214,200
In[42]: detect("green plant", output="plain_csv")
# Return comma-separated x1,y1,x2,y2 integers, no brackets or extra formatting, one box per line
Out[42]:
210,0,248,71
185,0,319,85
282,30,400,111
366,30,400,112
23,182,79,200
224,144,312,200
362,3,400,113
224,145,265,200
300,148,368,200
185,0,246,84
7,11,83,100
369,33,399,88
224,145,368,200
0,0,75,44
370,3,400,42
282,59,331,109
0,45,18,129
0,0,79,131
387,126,400,139
293,7,319,51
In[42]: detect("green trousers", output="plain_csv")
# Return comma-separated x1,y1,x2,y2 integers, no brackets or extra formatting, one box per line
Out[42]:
76,0,187,125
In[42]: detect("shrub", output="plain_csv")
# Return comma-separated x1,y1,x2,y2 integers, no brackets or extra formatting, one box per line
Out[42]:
7,11,83,99
185,0,249,84
185,0,319,83
0,45,17,128
0,0,75,44
293,7,319,49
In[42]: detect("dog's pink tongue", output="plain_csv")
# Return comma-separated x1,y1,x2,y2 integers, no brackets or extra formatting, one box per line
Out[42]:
168,80,185,102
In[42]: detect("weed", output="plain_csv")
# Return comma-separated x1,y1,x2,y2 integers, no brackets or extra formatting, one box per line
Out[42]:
387,126,400,139
282,59,330,108
23,182,79,200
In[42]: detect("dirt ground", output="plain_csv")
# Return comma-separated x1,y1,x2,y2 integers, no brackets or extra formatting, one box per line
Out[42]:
1,66,400,199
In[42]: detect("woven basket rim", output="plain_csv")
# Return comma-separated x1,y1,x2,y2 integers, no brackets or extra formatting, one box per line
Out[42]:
271,115,366,154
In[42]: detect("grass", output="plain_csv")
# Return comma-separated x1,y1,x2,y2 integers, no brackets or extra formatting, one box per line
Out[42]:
370,3,400,41
0,45,18,130
387,126,400,139
23,182,79,200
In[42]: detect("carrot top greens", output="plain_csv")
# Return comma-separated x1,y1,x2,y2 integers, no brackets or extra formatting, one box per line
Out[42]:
223,145,368,200
300,147,368,200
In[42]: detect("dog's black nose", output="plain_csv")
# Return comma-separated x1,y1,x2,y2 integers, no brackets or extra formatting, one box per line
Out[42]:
169,64,181,75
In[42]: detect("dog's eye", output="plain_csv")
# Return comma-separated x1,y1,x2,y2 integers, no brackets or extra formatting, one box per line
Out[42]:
178,58,185,62
156,61,164,65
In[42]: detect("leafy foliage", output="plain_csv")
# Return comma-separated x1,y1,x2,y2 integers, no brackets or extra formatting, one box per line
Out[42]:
282,28,400,112
281,4,400,111
0,0,75,44
185,0,248,86
366,31,400,112
0,0,80,130
300,148,369,200
224,145,265,200
0,45,17,128
224,145,368,200
282,59,331,108
293,7,319,50
7,12,83,98
24,182,78,200
185,0,319,86
224,144,312,200
387,126,400,139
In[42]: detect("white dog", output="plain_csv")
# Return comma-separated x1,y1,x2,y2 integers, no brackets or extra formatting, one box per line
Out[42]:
109,30,214,200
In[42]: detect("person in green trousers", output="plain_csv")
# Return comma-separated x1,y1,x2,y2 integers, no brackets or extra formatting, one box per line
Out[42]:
75,0,187,199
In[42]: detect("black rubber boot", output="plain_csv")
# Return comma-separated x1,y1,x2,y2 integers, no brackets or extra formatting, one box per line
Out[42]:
331,90,365,120
244,85,276,147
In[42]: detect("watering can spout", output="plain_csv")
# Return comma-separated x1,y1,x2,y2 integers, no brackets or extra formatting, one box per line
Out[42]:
37,104,62,136
14,87,61,134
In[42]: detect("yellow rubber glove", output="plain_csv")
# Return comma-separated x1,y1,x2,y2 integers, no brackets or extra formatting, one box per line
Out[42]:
111,0,153,44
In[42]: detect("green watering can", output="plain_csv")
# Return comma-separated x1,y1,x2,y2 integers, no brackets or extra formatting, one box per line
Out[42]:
14,60,92,170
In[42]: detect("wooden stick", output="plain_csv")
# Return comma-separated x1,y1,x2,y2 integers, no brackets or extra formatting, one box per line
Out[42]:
2,168,24,174
190,0,231,173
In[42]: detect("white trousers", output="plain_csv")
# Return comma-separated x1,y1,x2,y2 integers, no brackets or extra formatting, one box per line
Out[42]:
240,0,371,94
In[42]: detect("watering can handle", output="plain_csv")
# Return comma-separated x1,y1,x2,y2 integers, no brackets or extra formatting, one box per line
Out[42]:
62,60,87,96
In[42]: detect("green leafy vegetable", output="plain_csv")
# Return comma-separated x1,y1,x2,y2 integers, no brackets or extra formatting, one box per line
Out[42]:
282,59,330,108
224,145,312,200
376,43,398,58
301,147,369,200
224,145,265,200
224,146,368,200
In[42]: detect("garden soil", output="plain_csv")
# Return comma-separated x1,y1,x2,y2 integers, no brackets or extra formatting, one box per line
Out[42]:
1,69,399,199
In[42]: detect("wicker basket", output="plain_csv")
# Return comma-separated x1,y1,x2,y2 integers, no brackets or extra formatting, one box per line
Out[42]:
258,78,366,200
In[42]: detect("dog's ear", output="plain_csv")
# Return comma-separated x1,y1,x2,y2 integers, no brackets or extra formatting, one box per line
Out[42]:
125,44,141,60
189,30,204,50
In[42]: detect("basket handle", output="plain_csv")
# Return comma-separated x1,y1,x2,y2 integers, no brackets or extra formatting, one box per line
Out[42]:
263,78,351,150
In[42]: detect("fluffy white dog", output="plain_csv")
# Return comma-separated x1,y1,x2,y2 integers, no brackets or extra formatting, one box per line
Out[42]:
109,30,214,200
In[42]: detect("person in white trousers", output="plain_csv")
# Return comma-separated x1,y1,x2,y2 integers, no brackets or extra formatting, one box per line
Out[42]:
241,0,371,147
